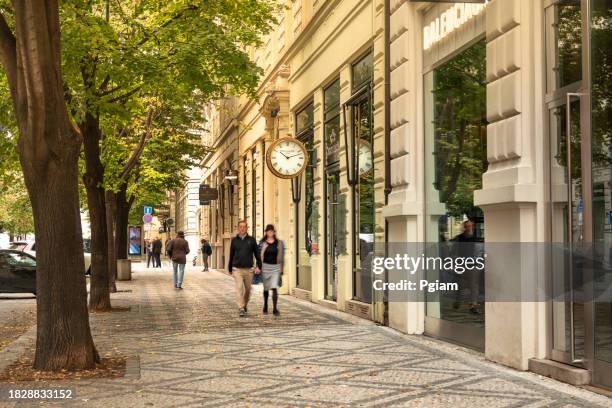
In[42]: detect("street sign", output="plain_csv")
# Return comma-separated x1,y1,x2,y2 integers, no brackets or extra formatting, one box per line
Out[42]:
199,184,218,201
143,214,153,224
144,206,153,215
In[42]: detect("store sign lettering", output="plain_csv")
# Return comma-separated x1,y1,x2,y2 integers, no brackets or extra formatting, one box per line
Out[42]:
423,2,488,50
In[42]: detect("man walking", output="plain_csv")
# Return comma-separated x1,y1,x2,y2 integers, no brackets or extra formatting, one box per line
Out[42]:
228,221,260,317
167,231,190,289
152,237,163,268
201,238,212,272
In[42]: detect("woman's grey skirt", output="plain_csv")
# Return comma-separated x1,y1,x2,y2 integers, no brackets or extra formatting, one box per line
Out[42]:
261,262,282,290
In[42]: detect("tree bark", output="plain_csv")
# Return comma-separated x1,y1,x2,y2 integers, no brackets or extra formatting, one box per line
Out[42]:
0,2,99,370
105,190,117,293
115,184,132,260
81,113,111,311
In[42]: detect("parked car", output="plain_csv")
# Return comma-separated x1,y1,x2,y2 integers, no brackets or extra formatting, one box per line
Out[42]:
9,240,92,275
8,240,35,256
0,249,36,295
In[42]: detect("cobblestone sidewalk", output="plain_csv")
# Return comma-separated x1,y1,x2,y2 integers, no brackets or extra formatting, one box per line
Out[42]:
3,264,610,407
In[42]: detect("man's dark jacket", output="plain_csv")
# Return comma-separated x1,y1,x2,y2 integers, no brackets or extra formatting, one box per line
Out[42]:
152,239,163,254
227,234,259,272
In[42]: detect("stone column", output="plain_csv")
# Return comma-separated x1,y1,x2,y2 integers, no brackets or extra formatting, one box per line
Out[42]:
474,0,547,369
383,0,425,335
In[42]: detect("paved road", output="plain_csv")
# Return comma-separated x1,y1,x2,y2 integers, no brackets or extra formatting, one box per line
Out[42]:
2,265,610,407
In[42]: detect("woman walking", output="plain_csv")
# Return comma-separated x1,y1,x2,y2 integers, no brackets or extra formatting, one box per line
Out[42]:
259,224,284,316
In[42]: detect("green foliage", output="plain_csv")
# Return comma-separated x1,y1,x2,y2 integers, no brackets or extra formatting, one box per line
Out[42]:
0,71,32,235
0,177,34,236
58,0,278,216
0,72,18,187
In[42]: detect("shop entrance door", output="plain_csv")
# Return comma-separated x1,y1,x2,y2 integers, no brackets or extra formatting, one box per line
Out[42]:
325,168,340,301
548,0,611,389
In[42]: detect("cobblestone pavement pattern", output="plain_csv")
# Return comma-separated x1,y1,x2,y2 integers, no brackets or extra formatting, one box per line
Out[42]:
3,264,611,407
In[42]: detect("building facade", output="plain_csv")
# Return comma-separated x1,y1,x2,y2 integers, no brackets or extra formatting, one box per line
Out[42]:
191,0,611,390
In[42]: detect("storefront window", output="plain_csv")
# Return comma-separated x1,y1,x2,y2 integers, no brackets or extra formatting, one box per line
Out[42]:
352,52,373,92
251,149,257,234
424,39,487,329
349,51,374,303
243,157,248,222
296,101,315,291
296,103,314,135
545,0,582,92
325,79,341,165
324,78,342,301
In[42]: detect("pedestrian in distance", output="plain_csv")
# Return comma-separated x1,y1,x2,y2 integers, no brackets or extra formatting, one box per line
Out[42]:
145,240,154,268
152,237,163,268
228,220,260,317
259,224,284,316
167,231,190,289
201,238,212,272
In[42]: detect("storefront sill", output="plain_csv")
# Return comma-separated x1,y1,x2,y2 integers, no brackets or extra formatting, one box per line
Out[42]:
292,287,312,302
317,299,338,311
528,358,591,386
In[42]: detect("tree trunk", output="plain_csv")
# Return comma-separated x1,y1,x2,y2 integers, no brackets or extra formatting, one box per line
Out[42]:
81,114,111,311
27,155,100,370
0,1,99,370
105,190,117,293
115,184,131,260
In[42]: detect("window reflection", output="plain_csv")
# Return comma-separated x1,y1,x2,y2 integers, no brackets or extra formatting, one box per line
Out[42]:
545,0,582,92
425,39,487,324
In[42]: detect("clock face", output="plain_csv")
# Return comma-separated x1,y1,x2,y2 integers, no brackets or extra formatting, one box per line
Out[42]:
357,141,373,175
266,138,309,178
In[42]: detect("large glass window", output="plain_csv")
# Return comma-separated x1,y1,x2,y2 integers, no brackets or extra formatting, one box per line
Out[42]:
325,79,341,165
324,79,342,301
296,102,315,291
545,0,582,92
349,52,374,303
251,149,257,234
296,103,314,135
590,0,612,369
424,39,487,329
352,52,373,92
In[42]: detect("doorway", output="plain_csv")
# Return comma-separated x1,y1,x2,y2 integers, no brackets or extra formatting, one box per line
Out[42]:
546,0,612,389
325,168,340,301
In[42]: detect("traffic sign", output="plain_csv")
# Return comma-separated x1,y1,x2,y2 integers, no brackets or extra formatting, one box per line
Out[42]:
144,206,153,215
143,214,153,224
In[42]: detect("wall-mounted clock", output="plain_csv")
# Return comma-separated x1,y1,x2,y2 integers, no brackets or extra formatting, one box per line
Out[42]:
357,140,373,176
266,137,309,179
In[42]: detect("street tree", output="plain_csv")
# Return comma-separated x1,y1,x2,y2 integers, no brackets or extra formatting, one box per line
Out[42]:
0,2,99,370
61,0,277,310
